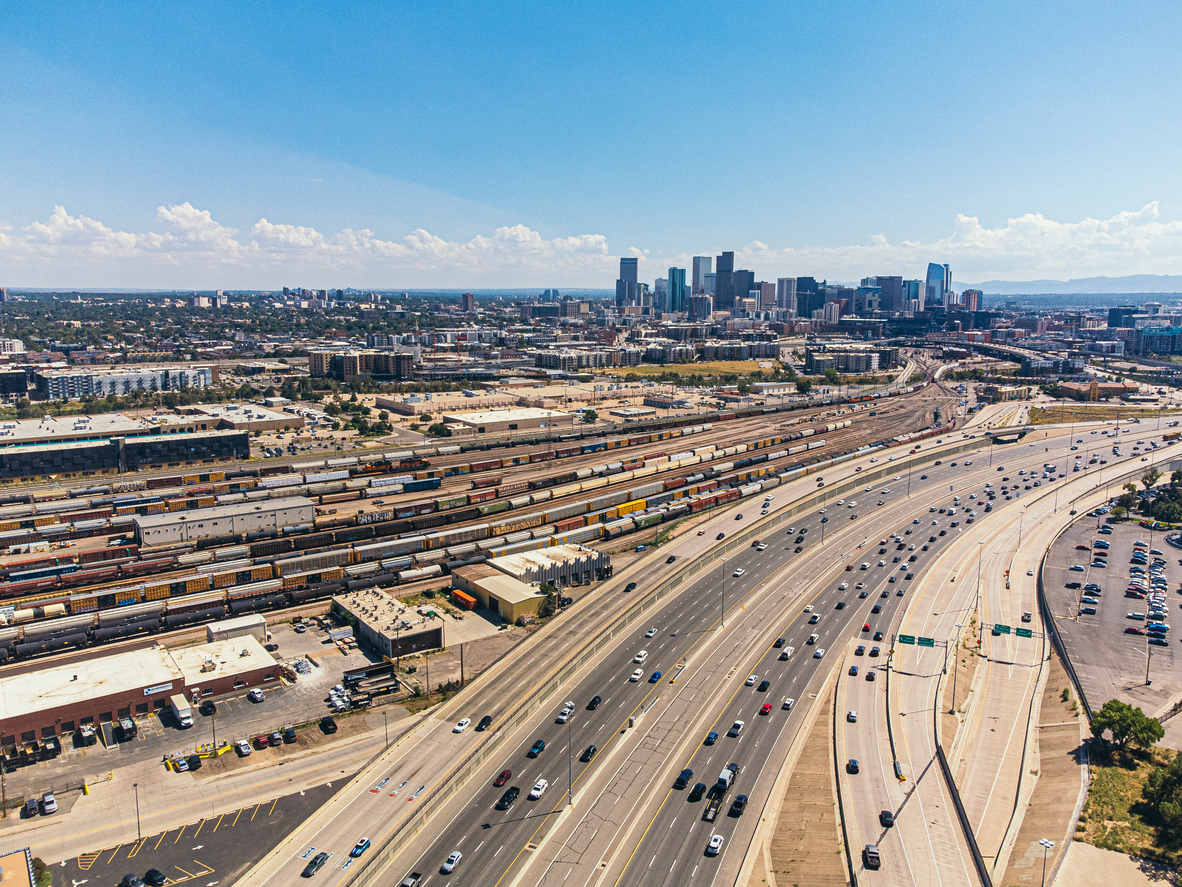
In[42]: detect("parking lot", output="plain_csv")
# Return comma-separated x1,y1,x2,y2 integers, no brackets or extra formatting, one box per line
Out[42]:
54,781,345,887
1044,515,1182,725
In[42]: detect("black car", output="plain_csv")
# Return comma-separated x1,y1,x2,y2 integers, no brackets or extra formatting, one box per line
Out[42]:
674,768,694,790
302,852,330,877
880,809,896,827
835,601,845,610
495,787,520,810
729,794,748,816
846,759,860,774
200,700,217,716
624,582,637,593
873,631,884,641
871,605,881,614
581,744,597,762
716,533,725,540
774,637,786,648
1066,581,1081,589
587,695,602,710
120,876,146,887
795,546,803,552
476,715,493,732
283,727,298,743
794,535,805,544
666,555,676,564
757,680,770,692
144,870,168,887
187,754,202,771
320,716,338,734
688,782,707,802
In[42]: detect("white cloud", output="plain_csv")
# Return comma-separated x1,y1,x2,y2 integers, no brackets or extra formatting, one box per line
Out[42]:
2,201,1182,288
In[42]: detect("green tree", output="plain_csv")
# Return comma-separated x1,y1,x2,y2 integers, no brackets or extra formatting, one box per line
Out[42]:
537,582,558,618
1144,752,1182,841
795,379,812,394
1091,699,1164,749
1142,468,1162,490
823,368,840,385
1171,468,1182,486
582,409,598,423
426,422,452,437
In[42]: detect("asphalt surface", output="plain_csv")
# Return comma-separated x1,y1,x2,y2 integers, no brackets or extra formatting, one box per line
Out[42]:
54,780,345,887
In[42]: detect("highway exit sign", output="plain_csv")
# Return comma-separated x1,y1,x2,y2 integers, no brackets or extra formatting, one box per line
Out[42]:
918,637,935,647
897,634,915,645
1015,628,1033,638
994,624,1012,635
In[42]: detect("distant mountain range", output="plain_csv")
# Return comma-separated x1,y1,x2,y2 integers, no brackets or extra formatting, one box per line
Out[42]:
964,274,1182,295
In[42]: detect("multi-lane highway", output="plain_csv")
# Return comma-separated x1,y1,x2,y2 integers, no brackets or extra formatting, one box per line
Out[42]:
239,417,1178,887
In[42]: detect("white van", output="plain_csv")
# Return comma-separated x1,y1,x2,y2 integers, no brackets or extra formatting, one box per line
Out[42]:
633,650,648,664
778,645,795,661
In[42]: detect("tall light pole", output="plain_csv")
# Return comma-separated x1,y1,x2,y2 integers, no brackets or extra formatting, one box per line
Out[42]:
976,541,985,646
950,622,963,714
1039,838,1054,886
565,701,574,808
721,557,727,628
133,781,141,841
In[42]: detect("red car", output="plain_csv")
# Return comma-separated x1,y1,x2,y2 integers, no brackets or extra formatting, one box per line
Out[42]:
255,734,269,749
862,623,872,632
759,703,773,716
494,769,512,787
751,539,761,547
1125,627,1148,635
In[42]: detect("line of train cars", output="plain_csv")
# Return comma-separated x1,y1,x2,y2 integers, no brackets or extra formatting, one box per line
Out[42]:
0,432,843,662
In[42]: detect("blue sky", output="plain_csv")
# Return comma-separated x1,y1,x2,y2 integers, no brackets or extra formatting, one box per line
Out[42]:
2,2,1182,289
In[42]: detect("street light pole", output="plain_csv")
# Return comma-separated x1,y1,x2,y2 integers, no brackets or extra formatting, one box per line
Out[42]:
976,540,985,646
133,781,141,841
566,701,574,808
1039,838,1055,886
721,557,727,628
951,622,963,714
383,711,389,748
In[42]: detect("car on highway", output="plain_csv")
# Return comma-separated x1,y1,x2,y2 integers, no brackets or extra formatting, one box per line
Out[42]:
666,555,676,564
758,679,770,691
880,810,896,827
302,853,330,877
849,665,859,676
587,695,602,710
813,648,826,658
729,794,748,816
689,782,707,802
453,718,471,733
441,851,462,874
874,631,884,641
1069,565,1085,571
529,779,549,800
645,627,658,638
855,645,865,655
704,731,719,745
847,711,858,722
630,669,643,681
528,739,546,757
351,838,371,858
649,671,662,682
716,532,725,540
863,844,882,870
556,707,573,723
804,604,814,613
495,769,512,786
866,670,877,681
745,674,758,686
846,759,860,774
495,786,520,810
732,567,745,577
581,744,598,762
624,582,637,592
706,834,724,856
728,720,746,737
477,715,493,732
870,646,880,657
674,768,694,789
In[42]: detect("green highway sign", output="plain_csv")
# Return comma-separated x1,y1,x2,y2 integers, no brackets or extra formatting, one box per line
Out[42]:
1015,628,1033,638
994,624,1012,635
897,634,915,645
918,637,935,647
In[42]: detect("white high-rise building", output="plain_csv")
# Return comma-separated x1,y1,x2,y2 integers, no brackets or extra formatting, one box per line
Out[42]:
692,256,712,294
776,278,797,315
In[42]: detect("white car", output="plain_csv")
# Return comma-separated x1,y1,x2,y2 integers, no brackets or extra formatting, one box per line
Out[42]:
804,604,814,613
1027,569,1034,576
745,674,758,686
782,697,795,710
441,851,462,873
847,711,858,723
454,718,471,733
838,582,848,590
732,568,745,577
855,582,865,589
247,689,265,703
813,648,826,659
235,739,252,756
557,707,573,723
706,834,724,855
529,778,549,799
630,669,643,682
645,627,658,638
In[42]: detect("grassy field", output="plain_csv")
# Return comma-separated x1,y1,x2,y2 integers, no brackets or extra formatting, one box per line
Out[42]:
607,360,770,380
1028,404,1182,425
1078,745,1179,865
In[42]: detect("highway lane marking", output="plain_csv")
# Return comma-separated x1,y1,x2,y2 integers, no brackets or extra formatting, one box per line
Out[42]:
388,779,409,797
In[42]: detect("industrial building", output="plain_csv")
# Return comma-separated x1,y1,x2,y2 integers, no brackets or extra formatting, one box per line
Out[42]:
0,429,250,482
133,496,314,546
451,563,545,623
442,407,574,435
206,613,268,645
330,588,445,658
0,637,277,750
486,544,609,586
376,391,517,417
170,403,305,433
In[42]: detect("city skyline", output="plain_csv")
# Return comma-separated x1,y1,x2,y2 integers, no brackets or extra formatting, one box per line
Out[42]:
3,5,1182,288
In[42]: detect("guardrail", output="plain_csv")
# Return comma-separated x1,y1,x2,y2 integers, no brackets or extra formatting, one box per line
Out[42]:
328,429,991,887
832,668,861,887
933,741,994,887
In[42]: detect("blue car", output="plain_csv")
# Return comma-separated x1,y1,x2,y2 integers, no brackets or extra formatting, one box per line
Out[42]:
350,838,371,858
649,671,662,683
704,731,719,745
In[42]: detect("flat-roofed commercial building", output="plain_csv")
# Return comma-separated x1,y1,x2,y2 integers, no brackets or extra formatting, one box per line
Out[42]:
487,543,609,586
133,496,313,546
330,589,444,659
34,365,216,401
0,637,276,749
451,563,545,623
171,403,304,433
442,407,573,435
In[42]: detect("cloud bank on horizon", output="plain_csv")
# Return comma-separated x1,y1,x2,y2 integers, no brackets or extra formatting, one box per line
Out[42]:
3,201,1181,290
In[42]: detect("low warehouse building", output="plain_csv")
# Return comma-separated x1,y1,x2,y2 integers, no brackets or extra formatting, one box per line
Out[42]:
206,613,268,645
441,407,574,435
132,496,314,546
487,543,609,586
451,563,545,623
0,637,277,752
330,588,445,659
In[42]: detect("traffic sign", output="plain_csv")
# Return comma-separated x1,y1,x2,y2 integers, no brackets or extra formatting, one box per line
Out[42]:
1015,628,1033,638
994,624,1012,635
918,637,935,647
897,634,915,645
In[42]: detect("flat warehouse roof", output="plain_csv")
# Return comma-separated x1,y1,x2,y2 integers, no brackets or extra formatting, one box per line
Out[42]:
170,636,276,685
0,645,181,722
443,408,570,423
